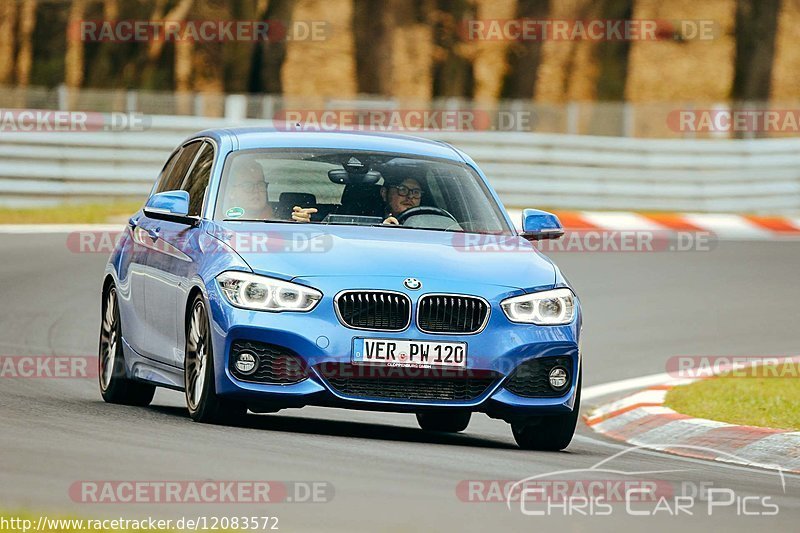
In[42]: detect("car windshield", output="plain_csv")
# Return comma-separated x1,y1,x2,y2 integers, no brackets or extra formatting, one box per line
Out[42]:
214,148,512,235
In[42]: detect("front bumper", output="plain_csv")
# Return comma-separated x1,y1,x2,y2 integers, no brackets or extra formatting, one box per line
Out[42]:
206,279,581,418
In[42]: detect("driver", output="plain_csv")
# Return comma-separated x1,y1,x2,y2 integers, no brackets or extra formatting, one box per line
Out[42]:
380,176,424,225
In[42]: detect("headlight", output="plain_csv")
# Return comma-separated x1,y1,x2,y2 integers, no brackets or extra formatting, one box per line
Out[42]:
500,288,575,325
216,271,322,312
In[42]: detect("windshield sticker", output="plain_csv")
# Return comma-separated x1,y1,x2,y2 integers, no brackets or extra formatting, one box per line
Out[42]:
226,207,245,219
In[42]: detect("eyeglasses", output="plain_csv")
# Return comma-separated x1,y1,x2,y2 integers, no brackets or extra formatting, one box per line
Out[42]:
389,185,424,199
232,181,268,193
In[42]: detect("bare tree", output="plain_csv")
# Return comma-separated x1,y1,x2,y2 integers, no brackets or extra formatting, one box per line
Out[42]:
137,0,193,88
500,0,549,99
65,0,88,90
248,0,294,94
352,0,395,94
430,0,476,98
593,0,633,101
732,0,780,101
585,0,634,135
16,0,37,87
83,0,122,88
175,41,194,92
0,2,16,85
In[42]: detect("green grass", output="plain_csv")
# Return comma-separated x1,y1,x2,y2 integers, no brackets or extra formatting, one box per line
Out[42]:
665,364,800,430
0,201,143,224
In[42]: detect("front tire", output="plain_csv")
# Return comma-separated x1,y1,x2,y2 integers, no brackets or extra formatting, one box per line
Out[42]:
184,295,246,424
99,285,156,406
416,411,471,433
511,373,581,451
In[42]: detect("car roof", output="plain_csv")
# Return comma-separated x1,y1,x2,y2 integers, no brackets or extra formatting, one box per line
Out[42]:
191,127,465,162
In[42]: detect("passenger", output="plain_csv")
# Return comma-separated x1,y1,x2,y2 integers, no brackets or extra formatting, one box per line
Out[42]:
225,161,316,222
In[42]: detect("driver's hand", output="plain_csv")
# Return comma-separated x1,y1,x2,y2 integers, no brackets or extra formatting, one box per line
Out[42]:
382,216,399,225
291,206,318,223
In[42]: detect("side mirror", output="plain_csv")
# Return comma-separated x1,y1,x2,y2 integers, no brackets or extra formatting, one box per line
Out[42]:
520,208,564,241
143,190,197,225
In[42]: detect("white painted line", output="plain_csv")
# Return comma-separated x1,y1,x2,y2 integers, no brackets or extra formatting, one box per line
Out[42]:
579,211,666,231
583,372,672,401
683,213,772,239
586,388,668,421
629,419,728,447
572,433,800,478
638,405,678,416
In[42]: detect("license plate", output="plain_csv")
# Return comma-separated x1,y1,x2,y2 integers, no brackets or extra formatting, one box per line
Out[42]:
352,338,467,369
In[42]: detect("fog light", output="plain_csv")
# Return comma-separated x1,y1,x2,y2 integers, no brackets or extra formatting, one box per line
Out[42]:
234,351,258,375
548,366,569,391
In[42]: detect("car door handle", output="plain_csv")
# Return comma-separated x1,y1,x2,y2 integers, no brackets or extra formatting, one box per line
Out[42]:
146,227,160,240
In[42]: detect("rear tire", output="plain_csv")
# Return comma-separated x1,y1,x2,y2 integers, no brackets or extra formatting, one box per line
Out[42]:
416,411,471,433
184,295,246,424
511,372,581,451
99,285,156,406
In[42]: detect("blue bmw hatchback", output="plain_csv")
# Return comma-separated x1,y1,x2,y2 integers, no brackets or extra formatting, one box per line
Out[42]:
100,128,582,450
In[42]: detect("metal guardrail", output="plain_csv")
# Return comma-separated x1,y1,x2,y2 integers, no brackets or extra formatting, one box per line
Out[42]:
1,114,799,213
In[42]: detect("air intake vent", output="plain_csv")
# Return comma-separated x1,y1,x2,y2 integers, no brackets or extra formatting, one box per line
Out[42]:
335,291,411,331
317,364,498,402
417,294,490,334
229,340,307,384
504,356,573,397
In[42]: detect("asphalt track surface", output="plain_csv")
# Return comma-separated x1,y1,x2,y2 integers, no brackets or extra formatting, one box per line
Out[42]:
1,233,799,532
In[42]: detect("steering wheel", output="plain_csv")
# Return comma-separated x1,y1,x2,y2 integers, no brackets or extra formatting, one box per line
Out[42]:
395,206,457,225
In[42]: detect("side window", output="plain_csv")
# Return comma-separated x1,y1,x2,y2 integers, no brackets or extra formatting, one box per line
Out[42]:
154,149,180,192
181,142,214,217
155,141,201,194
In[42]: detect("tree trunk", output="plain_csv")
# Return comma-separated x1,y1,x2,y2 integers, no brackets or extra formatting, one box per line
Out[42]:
175,41,194,92
500,0,549,99
16,0,37,88
248,0,294,94
0,1,16,85
352,0,395,94
65,0,87,90
593,0,633,101
731,0,780,101
586,0,633,135
431,0,476,98
139,0,192,89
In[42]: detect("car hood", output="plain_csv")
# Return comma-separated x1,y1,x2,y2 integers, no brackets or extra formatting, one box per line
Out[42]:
207,222,556,291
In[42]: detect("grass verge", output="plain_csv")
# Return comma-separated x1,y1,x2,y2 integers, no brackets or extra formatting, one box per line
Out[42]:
0,202,142,224
665,364,800,430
